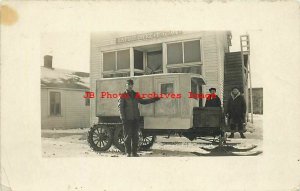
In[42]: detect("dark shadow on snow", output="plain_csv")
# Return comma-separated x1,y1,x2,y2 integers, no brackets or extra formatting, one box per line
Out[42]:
190,145,262,156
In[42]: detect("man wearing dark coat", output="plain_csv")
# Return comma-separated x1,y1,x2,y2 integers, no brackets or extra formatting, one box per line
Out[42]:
118,79,160,157
226,87,247,138
205,87,224,138
205,88,221,107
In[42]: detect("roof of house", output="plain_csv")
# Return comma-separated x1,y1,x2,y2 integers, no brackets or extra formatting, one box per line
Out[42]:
41,66,89,89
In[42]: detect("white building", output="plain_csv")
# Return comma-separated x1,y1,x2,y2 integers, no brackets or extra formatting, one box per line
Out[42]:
41,55,90,129
90,31,238,125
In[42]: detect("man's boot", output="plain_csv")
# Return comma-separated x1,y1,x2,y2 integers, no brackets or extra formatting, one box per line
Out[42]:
228,133,234,138
240,132,246,139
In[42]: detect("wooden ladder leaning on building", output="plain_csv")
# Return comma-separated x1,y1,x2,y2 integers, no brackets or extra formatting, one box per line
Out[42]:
240,34,253,123
223,34,253,124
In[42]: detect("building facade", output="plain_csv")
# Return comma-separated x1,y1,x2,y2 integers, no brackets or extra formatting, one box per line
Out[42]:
90,31,232,125
41,56,90,129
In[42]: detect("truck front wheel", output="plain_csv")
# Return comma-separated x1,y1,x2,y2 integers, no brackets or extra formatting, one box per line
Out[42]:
87,124,113,152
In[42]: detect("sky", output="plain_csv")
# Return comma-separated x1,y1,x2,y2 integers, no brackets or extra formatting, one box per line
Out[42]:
41,31,263,87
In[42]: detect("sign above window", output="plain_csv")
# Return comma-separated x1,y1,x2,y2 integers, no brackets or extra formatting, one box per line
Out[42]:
116,31,183,44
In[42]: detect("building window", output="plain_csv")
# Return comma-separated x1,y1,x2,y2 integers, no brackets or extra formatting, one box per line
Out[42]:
85,98,90,106
117,49,130,70
167,42,183,65
161,83,174,94
50,92,61,116
103,49,130,71
167,40,201,65
191,80,198,95
184,40,201,63
147,51,162,72
134,50,144,70
103,52,116,71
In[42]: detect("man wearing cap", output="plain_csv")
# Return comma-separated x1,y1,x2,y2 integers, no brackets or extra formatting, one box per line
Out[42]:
226,87,247,138
205,88,221,107
118,79,160,157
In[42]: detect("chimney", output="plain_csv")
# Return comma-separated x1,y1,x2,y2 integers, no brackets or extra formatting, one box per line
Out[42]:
44,55,53,69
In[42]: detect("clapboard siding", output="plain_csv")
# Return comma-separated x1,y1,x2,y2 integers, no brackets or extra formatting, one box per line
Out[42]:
202,32,223,102
41,88,90,129
41,88,49,128
64,90,90,128
218,32,227,106
203,49,218,54
90,40,102,125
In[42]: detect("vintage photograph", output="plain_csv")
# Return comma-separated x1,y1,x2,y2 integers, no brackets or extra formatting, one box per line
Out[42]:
2,1,300,191
41,31,263,157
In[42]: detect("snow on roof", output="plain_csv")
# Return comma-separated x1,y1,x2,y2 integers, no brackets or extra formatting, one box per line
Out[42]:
41,66,89,89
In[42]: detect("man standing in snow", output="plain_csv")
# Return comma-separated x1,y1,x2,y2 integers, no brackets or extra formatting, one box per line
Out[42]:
118,79,160,157
226,87,247,138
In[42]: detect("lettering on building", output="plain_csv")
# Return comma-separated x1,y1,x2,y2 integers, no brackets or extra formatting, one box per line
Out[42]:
116,31,183,44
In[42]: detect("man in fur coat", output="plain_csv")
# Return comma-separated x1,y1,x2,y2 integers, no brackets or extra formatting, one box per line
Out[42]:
226,87,247,138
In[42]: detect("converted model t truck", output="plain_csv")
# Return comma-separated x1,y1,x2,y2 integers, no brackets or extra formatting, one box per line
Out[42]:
88,73,226,153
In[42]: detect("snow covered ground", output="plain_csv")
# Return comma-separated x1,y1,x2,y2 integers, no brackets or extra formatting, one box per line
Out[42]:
42,114,263,157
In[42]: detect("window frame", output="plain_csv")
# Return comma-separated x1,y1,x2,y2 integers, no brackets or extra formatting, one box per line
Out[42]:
145,50,163,74
160,82,174,94
102,48,131,75
154,77,180,117
49,90,62,117
133,49,144,71
166,38,202,68
85,97,90,106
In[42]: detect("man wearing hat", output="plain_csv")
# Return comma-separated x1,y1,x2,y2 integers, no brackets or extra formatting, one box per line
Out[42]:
118,79,160,157
205,88,221,107
226,87,247,138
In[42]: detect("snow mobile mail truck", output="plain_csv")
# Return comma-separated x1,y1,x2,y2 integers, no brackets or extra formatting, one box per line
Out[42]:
87,73,225,153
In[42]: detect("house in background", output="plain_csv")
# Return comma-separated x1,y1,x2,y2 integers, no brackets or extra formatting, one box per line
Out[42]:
41,55,90,129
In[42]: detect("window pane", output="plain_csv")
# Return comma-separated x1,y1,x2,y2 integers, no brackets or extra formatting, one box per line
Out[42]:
134,50,144,70
167,66,202,75
55,92,60,104
191,80,198,94
50,103,55,115
103,72,130,78
56,103,61,115
184,40,201,63
103,52,116,71
50,92,56,103
117,50,130,70
85,98,90,106
167,43,183,65
50,94,55,102
161,83,174,94
147,51,162,71
50,92,61,115
134,72,143,76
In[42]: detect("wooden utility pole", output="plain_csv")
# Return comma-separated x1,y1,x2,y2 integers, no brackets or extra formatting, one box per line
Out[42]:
240,34,253,123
